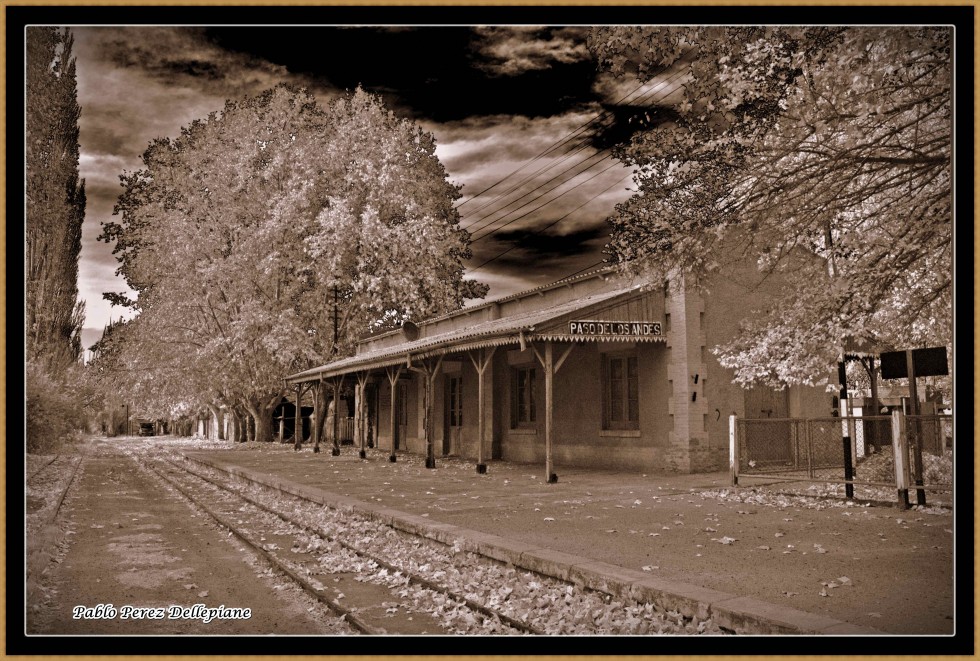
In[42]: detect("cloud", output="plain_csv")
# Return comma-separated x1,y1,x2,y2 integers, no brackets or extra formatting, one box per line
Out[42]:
462,267,561,303
472,27,591,77
79,27,298,98
431,108,602,202
59,26,643,331
477,226,608,265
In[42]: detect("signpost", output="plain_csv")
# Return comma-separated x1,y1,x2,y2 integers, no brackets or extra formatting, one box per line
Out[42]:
879,346,948,506
879,347,949,379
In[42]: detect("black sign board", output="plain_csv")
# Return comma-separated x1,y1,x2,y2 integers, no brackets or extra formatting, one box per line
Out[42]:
880,347,949,379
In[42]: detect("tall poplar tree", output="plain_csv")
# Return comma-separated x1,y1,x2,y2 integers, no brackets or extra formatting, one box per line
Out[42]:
26,27,87,370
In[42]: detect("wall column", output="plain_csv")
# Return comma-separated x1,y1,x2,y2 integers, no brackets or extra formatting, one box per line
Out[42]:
665,274,710,472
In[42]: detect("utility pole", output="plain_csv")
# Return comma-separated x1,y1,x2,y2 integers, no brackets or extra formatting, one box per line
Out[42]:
837,361,854,499
333,285,338,355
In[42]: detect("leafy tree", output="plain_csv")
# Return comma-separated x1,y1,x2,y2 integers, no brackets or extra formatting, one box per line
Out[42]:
589,27,951,387
26,27,87,370
100,85,485,440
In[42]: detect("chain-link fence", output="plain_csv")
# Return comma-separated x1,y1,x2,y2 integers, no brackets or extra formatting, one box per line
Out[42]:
901,414,953,492
732,413,953,507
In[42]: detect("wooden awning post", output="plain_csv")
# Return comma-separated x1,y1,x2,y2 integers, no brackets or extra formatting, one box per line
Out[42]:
467,347,496,474
531,341,574,484
293,383,305,451
411,355,445,469
385,365,403,462
356,372,370,459
312,379,321,454
331,376,344,456
544,342,555,483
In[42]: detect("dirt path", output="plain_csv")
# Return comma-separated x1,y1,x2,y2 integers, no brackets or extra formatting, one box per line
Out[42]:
28,441,344,635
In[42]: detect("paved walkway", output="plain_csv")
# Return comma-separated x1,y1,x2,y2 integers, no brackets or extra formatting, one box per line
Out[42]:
183,443,954,635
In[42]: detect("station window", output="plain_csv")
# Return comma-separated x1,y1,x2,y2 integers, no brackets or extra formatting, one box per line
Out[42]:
603,353,639,430
511,366,537,428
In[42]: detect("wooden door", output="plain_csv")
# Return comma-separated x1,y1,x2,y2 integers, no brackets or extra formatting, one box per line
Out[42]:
444,375,463,455
395,381,408,450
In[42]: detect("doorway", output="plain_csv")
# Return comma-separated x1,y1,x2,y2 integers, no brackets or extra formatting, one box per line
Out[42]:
444,375,462,456
394,381,408,450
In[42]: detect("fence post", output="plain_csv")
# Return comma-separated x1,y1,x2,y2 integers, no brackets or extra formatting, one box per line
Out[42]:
847,416,858,476
891,410,910,509
793,420,800,470
729,414,738,487
842,417,854,500
806,420,813,478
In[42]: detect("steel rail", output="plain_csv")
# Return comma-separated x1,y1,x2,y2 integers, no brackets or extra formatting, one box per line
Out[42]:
164,457,544,635
50,456,84,523
28,454,60,482
144,460,377,635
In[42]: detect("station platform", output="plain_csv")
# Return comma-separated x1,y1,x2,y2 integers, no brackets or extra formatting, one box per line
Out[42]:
180,443,953,636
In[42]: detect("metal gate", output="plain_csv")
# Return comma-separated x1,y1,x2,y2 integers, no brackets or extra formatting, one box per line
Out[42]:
730,412,952,508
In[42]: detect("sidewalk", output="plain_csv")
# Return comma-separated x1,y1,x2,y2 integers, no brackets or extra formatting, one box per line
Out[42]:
182,443,953,635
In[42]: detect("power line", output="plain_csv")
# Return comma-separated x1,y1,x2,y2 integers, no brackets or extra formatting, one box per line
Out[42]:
461,68,690,241
467,169,635,274
455,78,653,209
459,69,689,231
463,57,695,288
470,158,627,244
465,151,613,239
558,258,611,282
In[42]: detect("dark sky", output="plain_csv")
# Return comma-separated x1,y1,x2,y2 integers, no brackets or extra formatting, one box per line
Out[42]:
67,25,683,346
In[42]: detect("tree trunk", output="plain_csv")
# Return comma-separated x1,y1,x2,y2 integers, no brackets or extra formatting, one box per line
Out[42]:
207,403,225,441
245,412,254,443
229,407,243,443
247,401,275,443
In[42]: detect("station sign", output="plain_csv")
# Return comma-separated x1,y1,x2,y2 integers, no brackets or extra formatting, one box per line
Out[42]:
569,320,663,337
880,347,949,379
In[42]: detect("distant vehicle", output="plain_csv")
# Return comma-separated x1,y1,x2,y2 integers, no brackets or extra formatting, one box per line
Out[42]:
138,422,155,436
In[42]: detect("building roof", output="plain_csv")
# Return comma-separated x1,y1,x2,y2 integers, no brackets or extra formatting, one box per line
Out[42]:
286,280,664,383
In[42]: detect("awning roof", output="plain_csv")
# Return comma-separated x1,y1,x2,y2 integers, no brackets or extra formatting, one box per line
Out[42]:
287,283,664,383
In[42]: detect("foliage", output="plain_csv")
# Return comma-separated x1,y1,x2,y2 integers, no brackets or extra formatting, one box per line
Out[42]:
26,27,86,370
589,27,952,387
26,361,86,453
99,85,485,438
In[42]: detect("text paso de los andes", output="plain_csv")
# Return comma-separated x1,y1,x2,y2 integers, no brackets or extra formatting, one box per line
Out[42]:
568,320,662,336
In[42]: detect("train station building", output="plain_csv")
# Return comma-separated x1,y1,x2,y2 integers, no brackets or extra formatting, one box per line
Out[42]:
286,266,829,477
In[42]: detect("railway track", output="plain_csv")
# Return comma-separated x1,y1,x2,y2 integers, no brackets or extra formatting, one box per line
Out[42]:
135,452,719,636
28,454,86,522
141,456,539,635
27,454,61,482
